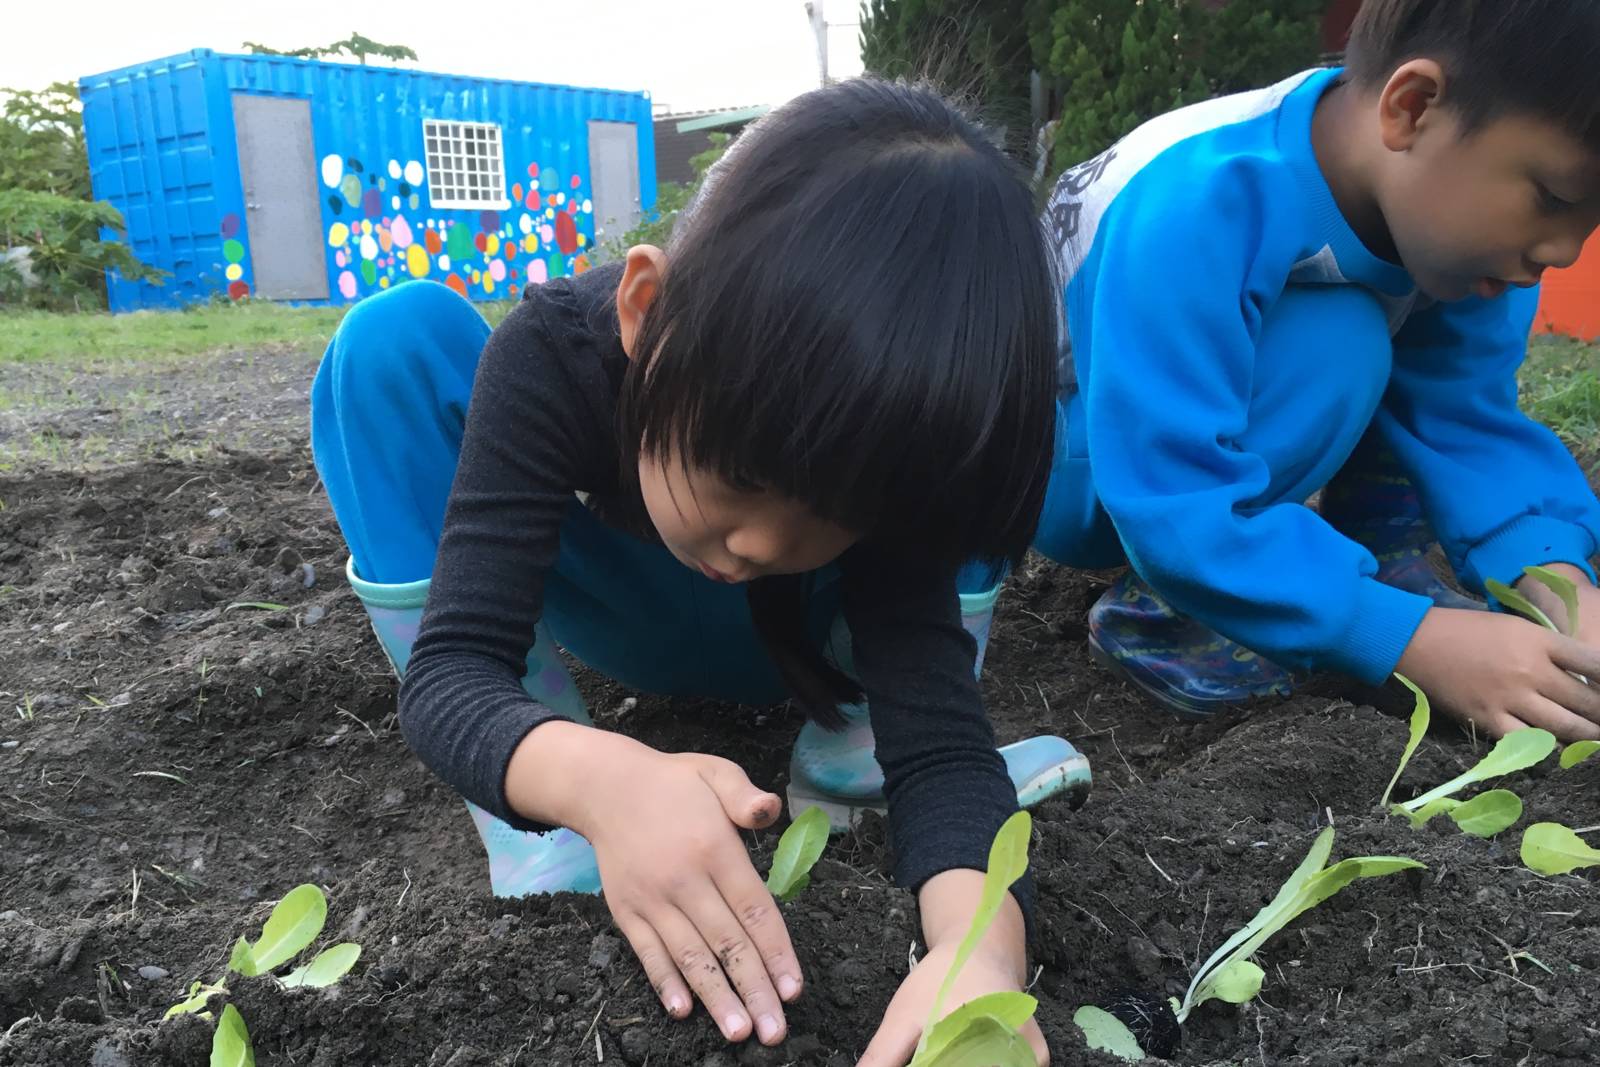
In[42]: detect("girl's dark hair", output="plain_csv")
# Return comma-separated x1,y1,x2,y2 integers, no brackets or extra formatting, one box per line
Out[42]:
616,78,1057,728
1346,0,1600,150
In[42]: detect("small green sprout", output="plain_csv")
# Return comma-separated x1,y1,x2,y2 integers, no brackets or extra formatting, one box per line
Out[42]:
1383,675,1553,837
1521,822,1600,875
211,1004,255,1067
1077,827,1422,1060
1560,740,1600,769
909,810,1037,1067
764,806,829,903
166,884,362,1065
1488,565,1586,682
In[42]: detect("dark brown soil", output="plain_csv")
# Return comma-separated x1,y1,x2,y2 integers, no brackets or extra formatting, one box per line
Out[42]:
3,357,1598,1066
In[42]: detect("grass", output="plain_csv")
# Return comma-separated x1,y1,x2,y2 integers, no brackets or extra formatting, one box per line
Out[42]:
1522,335,1600,445
0,294,518,365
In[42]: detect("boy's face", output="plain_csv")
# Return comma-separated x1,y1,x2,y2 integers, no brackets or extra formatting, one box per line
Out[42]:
1382,109,1600,303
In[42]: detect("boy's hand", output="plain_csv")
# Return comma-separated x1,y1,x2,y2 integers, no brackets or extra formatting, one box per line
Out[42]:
1397,607,1600,741
507,725,803,1045
857,869,1048,1067
1515,562,1600,644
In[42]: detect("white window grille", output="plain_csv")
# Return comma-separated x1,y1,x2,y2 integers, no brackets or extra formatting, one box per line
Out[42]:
422,119,509,210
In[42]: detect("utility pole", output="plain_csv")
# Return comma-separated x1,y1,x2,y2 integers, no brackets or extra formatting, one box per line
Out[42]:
804,0,828,86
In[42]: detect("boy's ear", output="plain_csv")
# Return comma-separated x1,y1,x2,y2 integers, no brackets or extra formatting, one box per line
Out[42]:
616,245,667,362
1377,58,1448,152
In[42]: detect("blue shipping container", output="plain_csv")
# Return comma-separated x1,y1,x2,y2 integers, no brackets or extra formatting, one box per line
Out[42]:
80,50,656,311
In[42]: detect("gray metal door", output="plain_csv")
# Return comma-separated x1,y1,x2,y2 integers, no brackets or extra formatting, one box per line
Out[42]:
232,95,328,300
588,121,641,246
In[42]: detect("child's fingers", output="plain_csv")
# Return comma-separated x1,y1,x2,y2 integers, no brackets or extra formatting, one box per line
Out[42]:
1549,636,1600,688
682,887,789,1045
693,754,782,830
714,863,803,1003
854,1005,919,1067
1539,667,1600,728
653,905,754,1042
1509,695,1600,743
614,911,693,1022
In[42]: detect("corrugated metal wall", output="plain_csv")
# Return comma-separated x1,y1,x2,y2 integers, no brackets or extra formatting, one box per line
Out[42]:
81,50,655,311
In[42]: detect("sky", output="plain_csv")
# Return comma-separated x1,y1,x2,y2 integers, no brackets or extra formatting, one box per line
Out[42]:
4,0,864,113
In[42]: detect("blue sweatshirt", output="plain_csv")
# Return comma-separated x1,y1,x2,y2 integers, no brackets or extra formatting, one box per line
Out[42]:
1039,66,1600,684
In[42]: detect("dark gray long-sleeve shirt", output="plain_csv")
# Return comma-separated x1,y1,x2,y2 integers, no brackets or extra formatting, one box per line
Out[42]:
400,263,1033,919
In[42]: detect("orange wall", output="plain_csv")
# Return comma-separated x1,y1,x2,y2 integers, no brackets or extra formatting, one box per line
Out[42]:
1535,232,1600,341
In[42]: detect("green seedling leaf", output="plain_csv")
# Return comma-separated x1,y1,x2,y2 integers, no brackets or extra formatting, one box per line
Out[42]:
1394,797,1459,828
764,806,829,902
1524,566,1581,638
278,943,361,989
226,937,255,977
210,1003,255,1067
1521,822,1600,875
1180,829,1422,1021
914,811,1031,1061
1181,826,1333,1019
1485,579,1558,631
920,1014,1036,1067
1560,740,1600,769
919,993,1037,1064
1381,674,1431,808
1399,728,1557,812
1204,958,1264,1004
241,884,327,976
1072,1005,1145,1061
165,980,226,1018
1446,789,1522,837
224,601,291,613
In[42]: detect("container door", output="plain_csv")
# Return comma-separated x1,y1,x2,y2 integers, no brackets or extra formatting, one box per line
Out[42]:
588,121,641,247
232,95,328,300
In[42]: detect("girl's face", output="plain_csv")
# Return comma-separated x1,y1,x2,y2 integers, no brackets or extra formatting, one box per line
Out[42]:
638,452,857,584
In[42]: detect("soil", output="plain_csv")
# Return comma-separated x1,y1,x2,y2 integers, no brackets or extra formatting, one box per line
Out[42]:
2,347,1597,1067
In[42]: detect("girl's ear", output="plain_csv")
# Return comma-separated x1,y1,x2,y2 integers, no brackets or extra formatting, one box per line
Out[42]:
616,245,667,362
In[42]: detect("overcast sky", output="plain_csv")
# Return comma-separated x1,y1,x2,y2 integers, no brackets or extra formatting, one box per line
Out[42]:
5,0,864,113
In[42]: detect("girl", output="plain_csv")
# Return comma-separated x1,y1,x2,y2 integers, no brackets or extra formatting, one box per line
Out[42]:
311,79,1089,1065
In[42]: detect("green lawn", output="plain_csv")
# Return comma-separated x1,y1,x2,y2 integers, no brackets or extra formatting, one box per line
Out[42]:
1522,336,1600,446
1,301,1596,448
0,298,517,364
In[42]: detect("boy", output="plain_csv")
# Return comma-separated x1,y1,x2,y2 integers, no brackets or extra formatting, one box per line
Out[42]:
1035,0,1600,740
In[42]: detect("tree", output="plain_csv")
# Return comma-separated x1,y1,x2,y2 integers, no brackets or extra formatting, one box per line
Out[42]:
859,0,1036,160
244,33,419,66
1033,0,1322,174
0,82,160,309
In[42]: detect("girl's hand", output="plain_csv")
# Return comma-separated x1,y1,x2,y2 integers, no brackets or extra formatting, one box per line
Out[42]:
1397,606,1600,742
506,725,803,1045
857,870,1048,1067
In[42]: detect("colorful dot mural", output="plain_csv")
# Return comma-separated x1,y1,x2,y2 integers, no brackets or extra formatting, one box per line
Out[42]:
226,151,599,307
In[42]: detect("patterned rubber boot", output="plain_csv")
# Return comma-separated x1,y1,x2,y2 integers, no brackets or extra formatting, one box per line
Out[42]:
1320,442,1482,611
1087,570,1293,719
786,581,1093,831
348,559,602,896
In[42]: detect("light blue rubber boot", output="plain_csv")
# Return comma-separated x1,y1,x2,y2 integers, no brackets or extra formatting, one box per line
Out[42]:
348,559,602,896
786,581,1093,831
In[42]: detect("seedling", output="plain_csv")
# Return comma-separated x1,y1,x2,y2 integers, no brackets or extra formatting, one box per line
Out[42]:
1560,740,1600,769
1382,675,1553,837
1075,827,1422,1060
1521,822,1600,875
764,806,829,902
166,884,361,1063
1488,565,1586,683
908,810,1037,1067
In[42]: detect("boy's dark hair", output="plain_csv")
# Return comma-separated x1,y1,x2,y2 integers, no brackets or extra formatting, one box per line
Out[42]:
1345,0,1600,150
615,78,1056,727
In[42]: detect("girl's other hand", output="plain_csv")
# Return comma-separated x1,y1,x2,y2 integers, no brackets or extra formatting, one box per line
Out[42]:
856,869,1048,1067
509,725,804,1045
1397,605,1600,742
